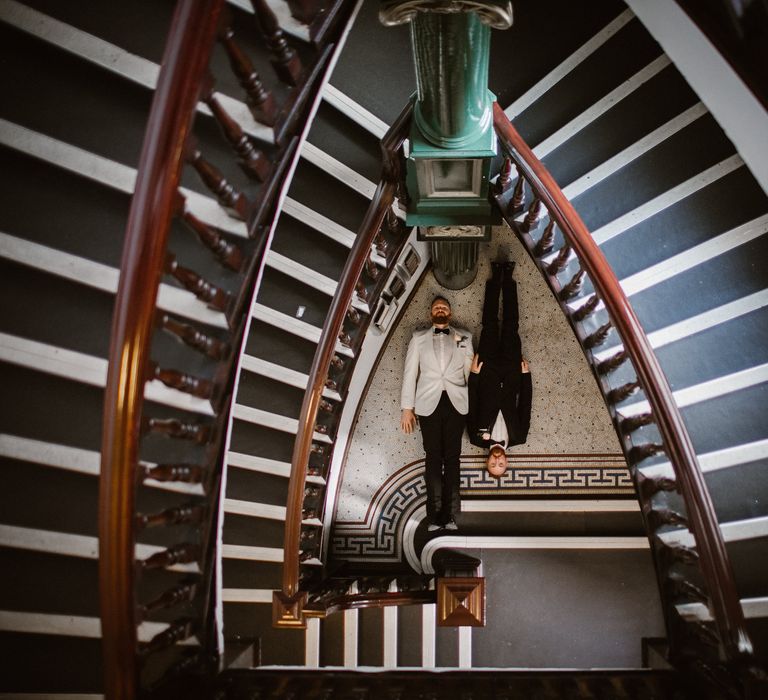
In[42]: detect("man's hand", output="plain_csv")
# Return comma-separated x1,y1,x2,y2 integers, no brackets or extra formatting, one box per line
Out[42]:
521,358,530,373
470,353,484,374
401,408,417,434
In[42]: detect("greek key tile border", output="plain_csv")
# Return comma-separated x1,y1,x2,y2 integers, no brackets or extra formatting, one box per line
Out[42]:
331,454,633,562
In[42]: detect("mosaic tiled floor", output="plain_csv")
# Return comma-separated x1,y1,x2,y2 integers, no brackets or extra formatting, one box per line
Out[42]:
333,225,629,561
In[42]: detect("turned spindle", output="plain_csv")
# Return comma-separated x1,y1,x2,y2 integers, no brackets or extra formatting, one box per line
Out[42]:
546,244,571,276
521,197,542,232
203,90,270,181
159,313,230,360
219,26,277,126
251,0,303,86
571,294,600,322
165,254,233,313
533,220,555,257
187,148,249,219
584,322,613,349
143,462,205,484
142,417,212,444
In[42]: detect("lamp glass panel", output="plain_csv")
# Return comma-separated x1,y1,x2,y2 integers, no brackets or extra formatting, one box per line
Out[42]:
432,159,473,193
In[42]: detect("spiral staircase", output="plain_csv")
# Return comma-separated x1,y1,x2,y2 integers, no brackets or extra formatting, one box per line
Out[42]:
1,0,767,697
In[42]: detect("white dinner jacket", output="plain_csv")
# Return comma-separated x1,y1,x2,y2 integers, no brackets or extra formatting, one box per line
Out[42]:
401,326,474,416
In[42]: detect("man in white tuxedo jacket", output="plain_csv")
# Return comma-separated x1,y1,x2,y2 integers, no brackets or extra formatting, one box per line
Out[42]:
400,296,474,530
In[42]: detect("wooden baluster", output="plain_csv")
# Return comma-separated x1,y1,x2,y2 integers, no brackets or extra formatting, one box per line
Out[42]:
310,443,326,458
304,488,322,504
546,244,571,276
318,399,334,414
354,281,369,305
302,505,319,519
219,26,277,126
180,208,244,272
521,197,542,232
375,230,390,258
620,411,654,434
140,618,197,656
307,464,324,477
148,361,214,400
365,256,380,280
638,473,677,500
142,417,211,444
607,380,640,404
584,322,613,349
165,254,233,313
571,294,600,322
138,581,199,619
159,313,230,360
495,157,512,195
301,528,319,548
533,220,555,257
668,577,708,604
628,442,665,463
692,622,721,648
559,269,585,301
142,462,205,484
596,349,627,375
285,0,319,24
202,89,271,182
251,0,303,86
139,543,201,571
648,508,688,530
385,207,401,237
136,502,206,529
314,423,329,435
666,544,699,565
324,378,339,393
509,165,526,215
338,330,353,348
346,307,362,326
329,354,345,372
187,147,249,219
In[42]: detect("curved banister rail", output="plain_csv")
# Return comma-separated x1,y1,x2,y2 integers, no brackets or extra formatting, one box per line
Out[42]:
492,102,752,662
98,1,224,698
279,103,413,611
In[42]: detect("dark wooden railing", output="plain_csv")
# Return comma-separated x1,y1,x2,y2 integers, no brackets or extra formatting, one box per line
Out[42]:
491,103,753,674
275,103,414,626
99,0,353,696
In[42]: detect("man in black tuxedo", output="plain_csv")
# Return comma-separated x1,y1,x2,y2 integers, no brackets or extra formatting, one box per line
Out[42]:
467,261,532,477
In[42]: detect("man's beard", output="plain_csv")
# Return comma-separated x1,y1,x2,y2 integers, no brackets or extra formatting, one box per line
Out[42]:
431,312,450,325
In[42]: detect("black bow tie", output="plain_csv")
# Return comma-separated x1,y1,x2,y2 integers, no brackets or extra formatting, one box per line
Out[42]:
433,327,450,335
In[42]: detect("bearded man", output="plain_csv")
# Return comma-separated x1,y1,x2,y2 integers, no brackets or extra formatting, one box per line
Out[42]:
401,296,474,531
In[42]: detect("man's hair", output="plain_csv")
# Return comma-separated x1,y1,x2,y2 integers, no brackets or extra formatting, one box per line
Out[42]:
431,295,451,309
489,444,506,456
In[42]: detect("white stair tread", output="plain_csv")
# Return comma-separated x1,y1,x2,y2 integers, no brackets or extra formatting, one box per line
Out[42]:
0,332,215,416
0,0,271,143
0,119,248,237
0,232,229,330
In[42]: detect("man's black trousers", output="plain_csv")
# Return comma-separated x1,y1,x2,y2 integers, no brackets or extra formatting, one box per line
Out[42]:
418,391,463,524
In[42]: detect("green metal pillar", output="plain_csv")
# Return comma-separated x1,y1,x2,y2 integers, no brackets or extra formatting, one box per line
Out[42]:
410,12,492,149
380,2,513,290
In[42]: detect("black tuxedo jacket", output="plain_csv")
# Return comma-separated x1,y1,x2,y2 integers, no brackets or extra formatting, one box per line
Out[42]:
467,369,532,449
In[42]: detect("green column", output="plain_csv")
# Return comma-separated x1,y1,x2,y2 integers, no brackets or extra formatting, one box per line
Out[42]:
410,12,492,148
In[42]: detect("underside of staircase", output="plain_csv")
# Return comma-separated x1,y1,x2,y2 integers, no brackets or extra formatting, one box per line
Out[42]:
0,0,767,697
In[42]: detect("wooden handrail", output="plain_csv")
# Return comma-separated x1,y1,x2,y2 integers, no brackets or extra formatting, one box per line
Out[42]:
280,102,413,602
492,102,752,661
98,1,224,698
322,590,436,615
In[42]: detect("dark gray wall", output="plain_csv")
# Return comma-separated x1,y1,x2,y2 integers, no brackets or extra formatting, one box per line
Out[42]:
471,548,665,668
